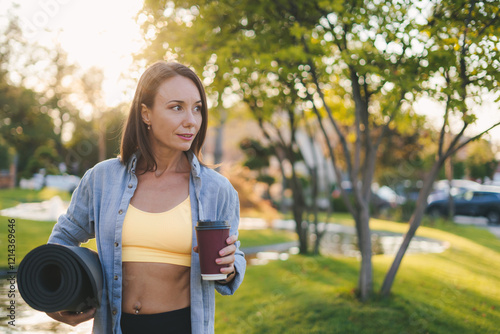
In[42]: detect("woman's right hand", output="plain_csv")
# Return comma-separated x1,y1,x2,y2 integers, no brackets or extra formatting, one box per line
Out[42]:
46,307,96,327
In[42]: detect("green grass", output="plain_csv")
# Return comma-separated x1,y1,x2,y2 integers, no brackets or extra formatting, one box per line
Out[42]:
0,216,98,267
0,187,72,210
239,229,297,248
2,188,499,333
215,217,500,334
0,188,77,267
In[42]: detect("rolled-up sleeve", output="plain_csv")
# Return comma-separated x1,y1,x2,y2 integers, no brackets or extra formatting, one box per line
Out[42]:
48,168,95,246
215,187,246,296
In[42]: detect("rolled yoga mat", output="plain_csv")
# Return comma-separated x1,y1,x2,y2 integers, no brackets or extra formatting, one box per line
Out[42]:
18,244,103,313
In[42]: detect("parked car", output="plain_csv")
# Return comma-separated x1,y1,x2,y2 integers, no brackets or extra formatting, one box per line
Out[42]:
339,181,405,210
427,179,481,204
426,189,500,225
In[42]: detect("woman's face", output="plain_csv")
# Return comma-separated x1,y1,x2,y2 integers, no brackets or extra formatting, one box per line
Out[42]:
142,75,203,155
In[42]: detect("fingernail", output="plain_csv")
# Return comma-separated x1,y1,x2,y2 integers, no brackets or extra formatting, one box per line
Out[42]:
216,259,221,264
220,250,225,256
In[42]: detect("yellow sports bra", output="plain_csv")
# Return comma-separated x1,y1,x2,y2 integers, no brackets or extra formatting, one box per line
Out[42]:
121,196,192,267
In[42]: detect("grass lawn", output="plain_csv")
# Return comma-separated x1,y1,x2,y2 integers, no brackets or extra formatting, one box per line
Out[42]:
215,217,500,334
239,228,297,248
2,189,499,332
0,187,72,210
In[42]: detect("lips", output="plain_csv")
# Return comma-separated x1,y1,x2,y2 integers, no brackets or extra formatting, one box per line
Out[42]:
177,133,194,140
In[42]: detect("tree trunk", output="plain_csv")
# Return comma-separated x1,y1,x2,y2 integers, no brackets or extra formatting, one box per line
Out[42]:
380,161,442,296
357,203,373,301
446,156,455,219
291,168,308,254
310,167,320,255
254,115,308,253
98,126,106,162
213,122,224,167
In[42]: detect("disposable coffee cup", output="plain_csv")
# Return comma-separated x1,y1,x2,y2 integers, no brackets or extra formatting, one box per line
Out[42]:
195,220,230,280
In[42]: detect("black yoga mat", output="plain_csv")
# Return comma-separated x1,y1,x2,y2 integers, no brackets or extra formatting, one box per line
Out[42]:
18,244,103,313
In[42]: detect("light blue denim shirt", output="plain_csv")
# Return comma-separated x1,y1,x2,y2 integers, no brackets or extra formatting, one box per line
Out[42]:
48,151,246,334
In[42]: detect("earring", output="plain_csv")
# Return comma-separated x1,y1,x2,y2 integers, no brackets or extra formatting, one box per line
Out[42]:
148,124,151,130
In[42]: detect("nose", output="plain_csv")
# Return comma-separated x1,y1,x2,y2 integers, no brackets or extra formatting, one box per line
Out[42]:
183,109,197,128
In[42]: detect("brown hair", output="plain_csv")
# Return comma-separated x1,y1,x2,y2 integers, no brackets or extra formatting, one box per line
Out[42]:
119,61,208,171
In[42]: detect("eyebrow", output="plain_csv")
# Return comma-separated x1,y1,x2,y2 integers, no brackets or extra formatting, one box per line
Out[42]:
166,99,203,104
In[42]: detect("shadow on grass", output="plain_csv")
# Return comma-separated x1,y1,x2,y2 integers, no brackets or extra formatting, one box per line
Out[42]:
216,254,500,334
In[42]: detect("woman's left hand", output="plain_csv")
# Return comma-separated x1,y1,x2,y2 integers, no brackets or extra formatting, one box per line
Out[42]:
193,234,238,282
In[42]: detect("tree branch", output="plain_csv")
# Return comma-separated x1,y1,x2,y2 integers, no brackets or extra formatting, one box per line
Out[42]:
447,121,500,159
459,0,477,90
441,121,469,161
438,71,452,157
301,36,355,184
350,66,363,189
309,95,358,217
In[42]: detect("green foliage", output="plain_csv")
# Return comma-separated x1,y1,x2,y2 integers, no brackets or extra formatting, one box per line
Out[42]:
256,174,275,186
464,139,497,182
23,141,61,179
136,0,500,298
437,159,466,180
0,82,59,174
331,194,352,213
0,140,13,170
240,138,272,170
64,106,125,176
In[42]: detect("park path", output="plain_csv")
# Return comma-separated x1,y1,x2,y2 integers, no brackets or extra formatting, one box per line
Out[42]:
241,241,299,256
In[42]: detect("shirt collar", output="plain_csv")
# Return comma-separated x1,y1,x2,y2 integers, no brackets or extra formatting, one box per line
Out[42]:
186,150,201,178
127,150,140,174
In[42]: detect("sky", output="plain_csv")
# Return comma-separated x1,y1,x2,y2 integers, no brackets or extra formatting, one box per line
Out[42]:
1,0,500,151
0,0,146,106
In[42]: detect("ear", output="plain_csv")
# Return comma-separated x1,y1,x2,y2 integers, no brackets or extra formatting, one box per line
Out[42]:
141,103,151,126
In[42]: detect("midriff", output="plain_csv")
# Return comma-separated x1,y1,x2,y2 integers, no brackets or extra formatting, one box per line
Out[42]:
121,262,190,314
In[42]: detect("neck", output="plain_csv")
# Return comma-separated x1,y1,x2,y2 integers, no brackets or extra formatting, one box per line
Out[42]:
153,150,189,177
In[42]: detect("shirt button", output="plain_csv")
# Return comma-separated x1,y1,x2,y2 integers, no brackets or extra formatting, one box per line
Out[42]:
114,275,118,280
118,209,123,215
115,242,119,247
128,183,133,188
112,309,117,315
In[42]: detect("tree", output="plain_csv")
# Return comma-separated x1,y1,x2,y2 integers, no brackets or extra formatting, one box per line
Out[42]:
135,0,500,302
239,138,275,200
80,67,107,162
0,82,59,177
136,0,421,300
24,141,61,178
64,104,126,176
137,0,326,254
42,44,80,154
136,1,249,166
380,0,500,296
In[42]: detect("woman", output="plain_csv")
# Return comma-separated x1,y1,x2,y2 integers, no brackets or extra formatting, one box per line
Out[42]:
46,61,246,333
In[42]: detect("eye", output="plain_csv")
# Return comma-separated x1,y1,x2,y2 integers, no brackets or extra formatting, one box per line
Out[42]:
194,105,202,112
172,105,182,111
